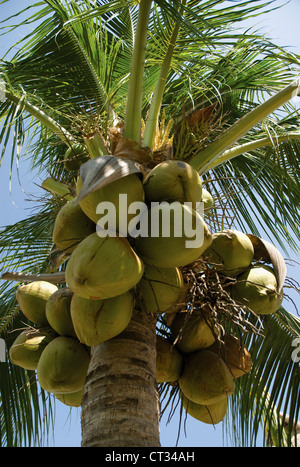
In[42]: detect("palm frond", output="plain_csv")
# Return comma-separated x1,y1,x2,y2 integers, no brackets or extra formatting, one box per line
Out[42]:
154,0,277,44
2,1,133,115
162,35,300,125
225,307,300,447
0,195,63,277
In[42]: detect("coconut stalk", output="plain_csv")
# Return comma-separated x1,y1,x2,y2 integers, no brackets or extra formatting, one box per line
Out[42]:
205,130,300,172
124,0,152,143
1,271,66,284
142,0,186,150
190,79,300,174
83,129,107,158
80,308,160,447
41,178,75,199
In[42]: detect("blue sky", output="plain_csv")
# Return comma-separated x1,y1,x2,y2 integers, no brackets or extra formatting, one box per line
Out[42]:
0,0,299,448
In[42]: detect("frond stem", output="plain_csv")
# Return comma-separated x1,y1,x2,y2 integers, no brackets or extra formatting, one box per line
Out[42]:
205,130,300,172
1,271,66,284
41,178,75,199
84,130,107,158
124,0,152,144
143,0,186,150
5,89,74,145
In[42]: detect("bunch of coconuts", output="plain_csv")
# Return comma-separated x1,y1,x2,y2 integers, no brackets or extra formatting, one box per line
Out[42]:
9,282,89,407
8,149,284,423
155,227,284,425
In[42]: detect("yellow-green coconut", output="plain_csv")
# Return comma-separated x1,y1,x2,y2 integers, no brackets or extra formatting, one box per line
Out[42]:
70,291,134,346
9,327,57,370
65,232,144,300
37,336,90,394
64,143,89,171
134,203,212,268
52,197,95,254
231,264,283,315
170,309,217,354
203,229,254,276
208,334,252,379
181,394,228,425
137,264,186,314
16,281,58,326
143,160,202,209
55,389,83,407
201,188,214,215
45,287,77,338
76,173,145,236
179,349,235,405
156,335,183,383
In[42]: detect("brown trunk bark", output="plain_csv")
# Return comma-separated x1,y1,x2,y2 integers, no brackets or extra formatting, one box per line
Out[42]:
80,308,161,447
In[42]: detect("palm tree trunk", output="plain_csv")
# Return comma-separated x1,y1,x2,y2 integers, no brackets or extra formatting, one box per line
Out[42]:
80,308,161,447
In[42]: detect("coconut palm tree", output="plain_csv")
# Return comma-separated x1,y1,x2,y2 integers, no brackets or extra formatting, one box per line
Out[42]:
0,0,299,447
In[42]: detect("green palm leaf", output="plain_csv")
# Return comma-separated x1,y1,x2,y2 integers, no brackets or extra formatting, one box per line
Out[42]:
225,308,300,447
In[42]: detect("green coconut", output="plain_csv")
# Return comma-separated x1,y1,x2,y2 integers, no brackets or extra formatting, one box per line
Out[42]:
179,349,235,405
170,309,217,354
9,327,57,370
70,291,134,346
134,203,212,268
64,143,89,171
203,229,254,276
52,197,95,254
55,389,83,407
181,394,228,425
156,335,183,383
231,264,283,315
137,264,186,314
143,160,202,209
208,334,252,379
37,336,90,394
76,173,145,236
65,232,144,300
201,188,214,214
45,288,76,338
16,281,59,326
